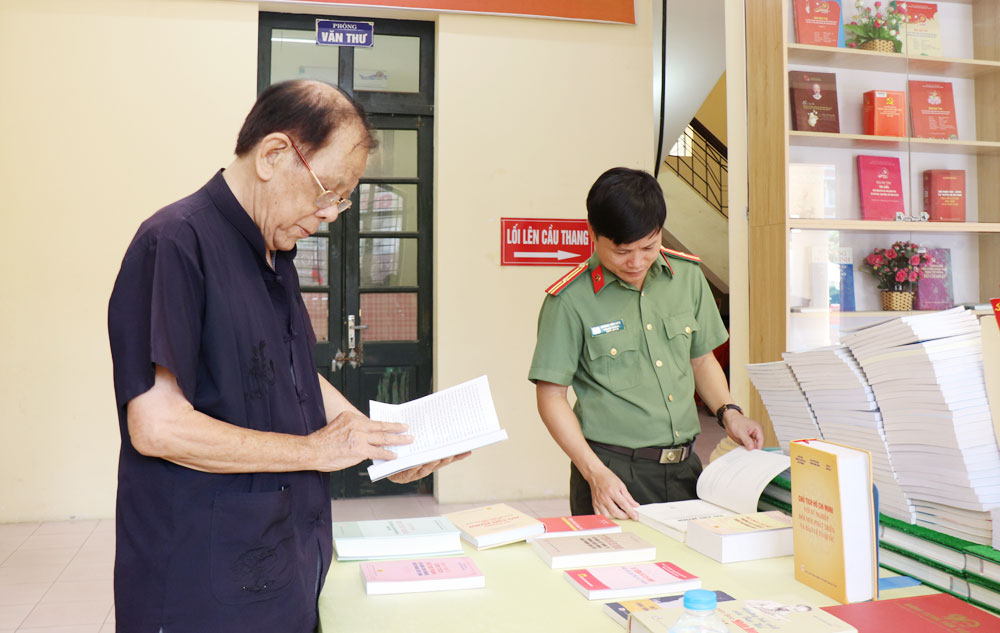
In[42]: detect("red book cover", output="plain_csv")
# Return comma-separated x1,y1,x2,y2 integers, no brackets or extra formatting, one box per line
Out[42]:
857,155,904,220
821,593,1000,632
863,90,906,137
923,169,965,222
536,515,620,537
789,71,841,132
909,81,958,139
792,0,843,47
915,248,953,311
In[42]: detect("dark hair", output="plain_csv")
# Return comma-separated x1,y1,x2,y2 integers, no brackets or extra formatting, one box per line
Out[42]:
586,167,667,244
234,80,377,156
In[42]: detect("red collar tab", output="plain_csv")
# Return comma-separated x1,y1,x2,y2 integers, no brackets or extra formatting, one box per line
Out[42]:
591,266,606,293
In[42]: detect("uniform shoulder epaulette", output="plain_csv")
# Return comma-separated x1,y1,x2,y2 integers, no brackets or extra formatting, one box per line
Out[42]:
545,262,589,296
660,246,702,264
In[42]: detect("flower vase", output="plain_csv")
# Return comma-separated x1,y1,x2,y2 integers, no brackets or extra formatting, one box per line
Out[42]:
858,39,897,53
880,290,914,311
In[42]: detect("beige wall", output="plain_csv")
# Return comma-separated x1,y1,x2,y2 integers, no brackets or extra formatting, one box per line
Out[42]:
695,72,728,146
0,0,655,520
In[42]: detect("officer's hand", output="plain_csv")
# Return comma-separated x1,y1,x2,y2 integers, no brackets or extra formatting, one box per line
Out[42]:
588,466,639,521
387,452,471,484
308,410,412,472
723,411,765,450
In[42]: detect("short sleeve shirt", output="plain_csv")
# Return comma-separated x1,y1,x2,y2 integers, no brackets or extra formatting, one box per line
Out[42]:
108,171,331,633
529,250,728,448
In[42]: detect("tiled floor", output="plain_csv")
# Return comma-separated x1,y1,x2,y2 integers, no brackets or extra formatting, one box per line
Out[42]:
0,412,726,632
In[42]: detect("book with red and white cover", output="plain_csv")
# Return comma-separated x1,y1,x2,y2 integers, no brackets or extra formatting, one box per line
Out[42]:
563,561,700,600
902,2,943,58
857,155,904,220
792,0,844,48
360,556,485,595
923,169,965,222
909,81,958,139
821,592,1000,631
532,514,621,539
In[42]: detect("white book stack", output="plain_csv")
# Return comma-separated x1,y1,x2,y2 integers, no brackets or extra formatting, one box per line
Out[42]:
783,345,915,523
746,360,821,454
843,307,999,544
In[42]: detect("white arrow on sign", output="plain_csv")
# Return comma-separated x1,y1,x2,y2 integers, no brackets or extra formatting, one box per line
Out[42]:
513,250,578,260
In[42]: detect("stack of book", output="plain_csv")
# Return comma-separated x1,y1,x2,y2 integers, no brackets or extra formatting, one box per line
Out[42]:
843,307,999,545
783,345,915,523
746,360,821,454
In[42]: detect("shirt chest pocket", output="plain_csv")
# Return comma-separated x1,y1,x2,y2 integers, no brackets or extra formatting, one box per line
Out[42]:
661,312,700,374
585,332,642,393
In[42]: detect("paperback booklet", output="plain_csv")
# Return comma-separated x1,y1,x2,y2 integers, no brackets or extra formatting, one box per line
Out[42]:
367,375,508,482
909,81,958,140
360,556,485,595
529,532,655,569
791,439,878,603
857,155,904,221
821,592,1000,631
442,503,544,549
902,2,943,58
789,71,840,133
632,599,858,633
923,169,965,222
563,561,700,600
685,510,794,563
636,447,790,542
531,514,621,539
791,0,845,48
602,590,735,629
914,248,953,311
332,516,462,560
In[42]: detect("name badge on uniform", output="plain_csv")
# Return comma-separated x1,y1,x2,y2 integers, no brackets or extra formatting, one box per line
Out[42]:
590,319,624,336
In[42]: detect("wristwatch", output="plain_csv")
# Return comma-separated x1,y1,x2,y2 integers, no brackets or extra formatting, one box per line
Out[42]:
715,403,743,428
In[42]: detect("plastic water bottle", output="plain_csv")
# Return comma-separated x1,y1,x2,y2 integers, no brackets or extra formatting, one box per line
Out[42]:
667,589,729,633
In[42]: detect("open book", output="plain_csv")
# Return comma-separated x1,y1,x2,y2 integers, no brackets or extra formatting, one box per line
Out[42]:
366,375,508,482
636,447,791,541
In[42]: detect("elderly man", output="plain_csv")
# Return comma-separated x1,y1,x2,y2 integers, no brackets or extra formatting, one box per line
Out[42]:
108,80,460,633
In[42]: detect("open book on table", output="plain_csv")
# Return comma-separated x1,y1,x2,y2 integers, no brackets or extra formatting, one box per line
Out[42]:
635,447,791,541
367,375,508,482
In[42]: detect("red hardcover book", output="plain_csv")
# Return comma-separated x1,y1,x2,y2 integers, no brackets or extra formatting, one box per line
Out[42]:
923,170,965,222
857,155,904,220
909,81,958,139
789,71,841,132
792,0,843,47
915,248,953,311
534,515,621,539
821,593,1000,632
863,90,906,137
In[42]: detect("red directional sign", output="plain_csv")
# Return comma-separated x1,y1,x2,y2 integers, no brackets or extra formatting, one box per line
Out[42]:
500,217,593,266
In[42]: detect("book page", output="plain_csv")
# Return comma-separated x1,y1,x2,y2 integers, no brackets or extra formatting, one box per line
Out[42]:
696,448,792,514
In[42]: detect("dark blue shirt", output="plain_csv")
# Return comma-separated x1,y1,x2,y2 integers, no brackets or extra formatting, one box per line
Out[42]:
108,171,331,633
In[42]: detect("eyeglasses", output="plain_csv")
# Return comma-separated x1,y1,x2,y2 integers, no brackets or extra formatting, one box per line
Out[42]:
289,139,353,213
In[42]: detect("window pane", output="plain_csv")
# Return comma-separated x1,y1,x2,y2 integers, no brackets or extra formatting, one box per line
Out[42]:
360,237,417,287
354,35,420,93
359,184,418,232
270,29,340,85
365,130,417,178
301,292,329,341
360,293,417,341
293,236,329,287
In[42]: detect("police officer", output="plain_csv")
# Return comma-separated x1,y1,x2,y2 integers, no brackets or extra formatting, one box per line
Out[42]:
528,167,764,521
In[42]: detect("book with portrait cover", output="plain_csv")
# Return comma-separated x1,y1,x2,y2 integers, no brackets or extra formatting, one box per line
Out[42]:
792,0,845,48
789,71,840,132
602,590,736,629
857,155,904,220
863,90,906,137
902,2,943,58
915,248,953,311
909,81,958,139
821,593,1000,632
923,169,965,222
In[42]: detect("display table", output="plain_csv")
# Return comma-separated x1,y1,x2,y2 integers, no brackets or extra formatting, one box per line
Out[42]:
318,518,935,632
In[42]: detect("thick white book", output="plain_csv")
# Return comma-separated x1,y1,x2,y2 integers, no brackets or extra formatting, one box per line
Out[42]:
529,532,655,569
332,516,462,560
442,503,544,549
360,556,485,595
684,510,794,563
367,375,508,482
636,448,790,542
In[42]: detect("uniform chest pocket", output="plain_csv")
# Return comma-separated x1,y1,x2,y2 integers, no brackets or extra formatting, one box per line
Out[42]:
661,312,699,373
585,332,642,393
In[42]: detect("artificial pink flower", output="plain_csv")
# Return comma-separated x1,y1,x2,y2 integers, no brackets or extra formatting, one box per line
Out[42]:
908,270,919,282
886,249,897,259
910,254,921,266
896,270,908,283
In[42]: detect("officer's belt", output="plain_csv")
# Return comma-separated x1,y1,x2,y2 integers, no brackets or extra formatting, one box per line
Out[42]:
588,439,692,464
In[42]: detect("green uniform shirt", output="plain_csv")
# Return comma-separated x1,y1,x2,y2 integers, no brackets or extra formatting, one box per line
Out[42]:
528,249,728,449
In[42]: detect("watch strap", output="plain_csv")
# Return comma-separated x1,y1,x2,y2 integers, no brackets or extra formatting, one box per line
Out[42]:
716,403,743,428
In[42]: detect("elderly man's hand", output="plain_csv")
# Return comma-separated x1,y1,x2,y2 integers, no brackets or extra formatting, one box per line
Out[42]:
308,410,412,472
387,452,471,484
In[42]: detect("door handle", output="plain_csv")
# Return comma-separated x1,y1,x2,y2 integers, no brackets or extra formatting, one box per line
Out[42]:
347,314,368,349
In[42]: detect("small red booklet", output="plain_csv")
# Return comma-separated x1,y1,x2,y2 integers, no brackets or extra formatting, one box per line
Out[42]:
857,155,904,220
534,515,621,539
923,169,965,222
789,71,840,132
821,593,1000,631
909,81,958,139
863,90,906,137
792,0,843,47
